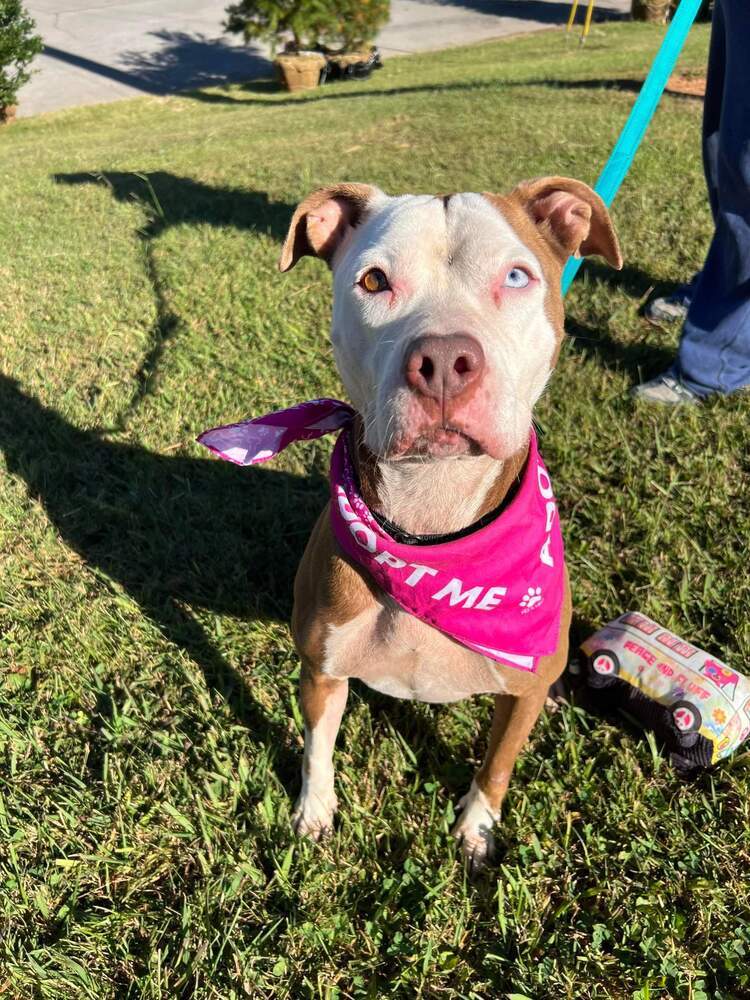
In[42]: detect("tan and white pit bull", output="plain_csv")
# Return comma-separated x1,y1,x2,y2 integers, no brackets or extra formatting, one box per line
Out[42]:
279,177,622,868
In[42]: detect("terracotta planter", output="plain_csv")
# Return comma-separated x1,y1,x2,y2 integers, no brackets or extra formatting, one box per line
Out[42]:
275,53,327,92
0,104,18,126
631,0,671,22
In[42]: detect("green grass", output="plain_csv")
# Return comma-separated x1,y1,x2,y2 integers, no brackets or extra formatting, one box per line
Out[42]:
1,19,749,999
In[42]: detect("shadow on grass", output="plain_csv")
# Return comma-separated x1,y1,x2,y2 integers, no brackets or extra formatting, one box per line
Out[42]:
565,316,676,378
186,73,655,109
54,171,295,428
577,258,659,300
366,692,478,791
564,259,677,377
54,170,293,240
0,374,326,773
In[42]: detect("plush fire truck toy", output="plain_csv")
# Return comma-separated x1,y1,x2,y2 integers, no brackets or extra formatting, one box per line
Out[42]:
581,612,750,773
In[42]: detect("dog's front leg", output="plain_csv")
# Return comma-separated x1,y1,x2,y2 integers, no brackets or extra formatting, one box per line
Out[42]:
292,662,348,840
453,686,548,871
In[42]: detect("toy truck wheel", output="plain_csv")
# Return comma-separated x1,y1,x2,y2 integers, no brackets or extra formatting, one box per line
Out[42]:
672,701,702,734
591,650,620,677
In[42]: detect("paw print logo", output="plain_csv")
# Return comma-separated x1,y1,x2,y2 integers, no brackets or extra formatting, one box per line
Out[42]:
520,586,543,612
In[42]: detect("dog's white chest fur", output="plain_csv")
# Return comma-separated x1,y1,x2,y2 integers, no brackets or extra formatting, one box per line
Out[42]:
322,598,508,703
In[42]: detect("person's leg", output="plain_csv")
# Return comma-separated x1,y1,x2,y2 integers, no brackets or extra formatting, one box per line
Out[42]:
641,3,725,333
701,0,726,225
676,0,750,397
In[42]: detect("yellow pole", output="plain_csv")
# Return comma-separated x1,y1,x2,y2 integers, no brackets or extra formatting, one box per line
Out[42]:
566,0,580,33
580,0,595,43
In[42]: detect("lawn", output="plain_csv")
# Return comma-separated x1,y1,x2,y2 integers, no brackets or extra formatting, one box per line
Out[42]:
1,18,749,999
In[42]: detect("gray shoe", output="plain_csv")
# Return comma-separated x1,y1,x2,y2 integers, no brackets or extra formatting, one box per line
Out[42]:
631,370,701,405
644,280,696,327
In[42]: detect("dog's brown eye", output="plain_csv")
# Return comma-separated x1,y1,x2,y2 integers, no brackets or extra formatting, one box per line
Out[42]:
360,268,390,293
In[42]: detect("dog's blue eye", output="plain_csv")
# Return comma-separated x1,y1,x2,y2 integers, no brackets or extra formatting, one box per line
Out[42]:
504,267,530,288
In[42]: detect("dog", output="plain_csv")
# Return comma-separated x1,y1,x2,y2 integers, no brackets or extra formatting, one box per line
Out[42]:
274,177,621,868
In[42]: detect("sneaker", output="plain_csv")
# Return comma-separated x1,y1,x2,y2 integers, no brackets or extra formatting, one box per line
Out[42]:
630,370,701,405
644,280,696,327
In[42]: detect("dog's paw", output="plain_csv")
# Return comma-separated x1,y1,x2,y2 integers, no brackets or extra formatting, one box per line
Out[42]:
452,782,500,874
291,788,338,841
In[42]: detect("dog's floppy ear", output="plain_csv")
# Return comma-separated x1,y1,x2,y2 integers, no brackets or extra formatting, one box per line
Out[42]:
510,176,622,269
279,183,379,272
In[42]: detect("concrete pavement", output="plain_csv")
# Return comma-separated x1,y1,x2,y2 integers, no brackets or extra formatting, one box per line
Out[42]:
18,0,630,118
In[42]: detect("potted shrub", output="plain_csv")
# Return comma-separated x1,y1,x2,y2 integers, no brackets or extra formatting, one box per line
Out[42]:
224,0,333,92
320,0,389,82
0,0,43,124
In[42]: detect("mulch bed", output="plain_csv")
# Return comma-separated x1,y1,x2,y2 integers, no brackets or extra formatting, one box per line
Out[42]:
666,73,707,98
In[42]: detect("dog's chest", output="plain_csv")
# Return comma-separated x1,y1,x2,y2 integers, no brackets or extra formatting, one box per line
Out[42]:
321,598,509,704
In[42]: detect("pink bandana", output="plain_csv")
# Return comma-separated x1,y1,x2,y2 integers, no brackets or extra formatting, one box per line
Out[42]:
198,398,566,673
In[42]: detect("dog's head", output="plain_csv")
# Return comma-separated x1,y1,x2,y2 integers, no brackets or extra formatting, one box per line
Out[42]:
280,179,621,462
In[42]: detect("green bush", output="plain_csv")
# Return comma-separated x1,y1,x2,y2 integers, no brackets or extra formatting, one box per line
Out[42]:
224,0,390,55
0,0,42,109
320,0,390,52
224,0,336,55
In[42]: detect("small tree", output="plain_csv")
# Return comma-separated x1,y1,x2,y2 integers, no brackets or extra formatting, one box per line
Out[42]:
224,0,338,55
224,0,390,55
320,0,390,52
0,0,43,111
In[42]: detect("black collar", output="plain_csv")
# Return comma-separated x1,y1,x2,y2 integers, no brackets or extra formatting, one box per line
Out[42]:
350,427,526,547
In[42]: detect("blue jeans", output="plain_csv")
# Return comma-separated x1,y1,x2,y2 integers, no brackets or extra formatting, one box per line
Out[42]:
677,0,750,397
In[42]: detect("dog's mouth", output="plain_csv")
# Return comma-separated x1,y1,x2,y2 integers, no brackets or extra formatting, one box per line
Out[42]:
394,424,482,459
372,392,520,462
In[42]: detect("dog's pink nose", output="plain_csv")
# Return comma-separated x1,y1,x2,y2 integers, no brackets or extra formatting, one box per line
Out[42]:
404,334,485,401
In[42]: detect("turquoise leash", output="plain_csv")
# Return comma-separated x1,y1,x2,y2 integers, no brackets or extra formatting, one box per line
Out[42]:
562,0,704,295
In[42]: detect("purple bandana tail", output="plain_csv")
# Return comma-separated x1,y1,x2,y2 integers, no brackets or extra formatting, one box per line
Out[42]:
197,398,354,466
